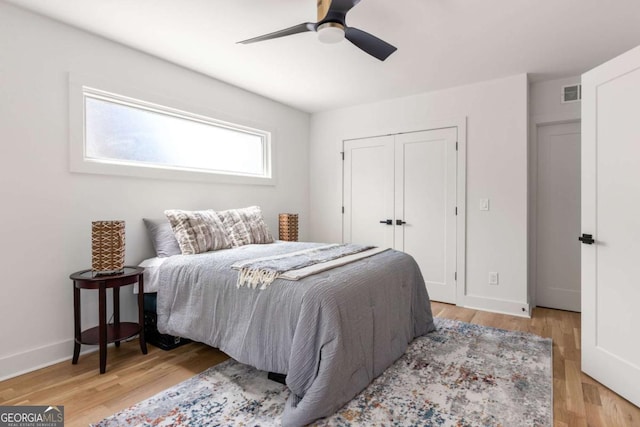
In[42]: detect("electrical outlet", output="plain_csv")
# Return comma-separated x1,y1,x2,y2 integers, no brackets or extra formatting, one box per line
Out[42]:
489,272,499,285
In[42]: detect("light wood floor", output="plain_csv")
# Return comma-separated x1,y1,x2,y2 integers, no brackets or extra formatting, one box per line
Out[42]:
1,302,638,426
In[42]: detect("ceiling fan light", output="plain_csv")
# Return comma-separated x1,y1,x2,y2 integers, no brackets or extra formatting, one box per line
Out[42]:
317,22,345,44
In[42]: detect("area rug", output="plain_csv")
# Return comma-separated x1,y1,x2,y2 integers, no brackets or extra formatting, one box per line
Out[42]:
92,318,552,426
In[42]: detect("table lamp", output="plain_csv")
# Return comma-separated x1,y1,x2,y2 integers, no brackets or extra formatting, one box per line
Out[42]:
278,213,298,242
91,220,125,276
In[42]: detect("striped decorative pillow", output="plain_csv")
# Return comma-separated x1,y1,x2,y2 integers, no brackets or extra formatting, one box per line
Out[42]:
217,206,274,247
164,209,231,255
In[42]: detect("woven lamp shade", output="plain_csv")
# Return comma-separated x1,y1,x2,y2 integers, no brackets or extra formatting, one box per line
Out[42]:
91,220,125,276
279,213,299,242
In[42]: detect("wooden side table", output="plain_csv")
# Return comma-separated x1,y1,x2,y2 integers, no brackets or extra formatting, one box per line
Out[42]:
70,266,147,374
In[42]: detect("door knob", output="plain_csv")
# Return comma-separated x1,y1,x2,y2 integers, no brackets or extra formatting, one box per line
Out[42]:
396,220,407,226
379,219,392,225
579,233,595,244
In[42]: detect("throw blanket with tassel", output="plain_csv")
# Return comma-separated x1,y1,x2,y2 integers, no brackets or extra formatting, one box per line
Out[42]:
232,243,374,289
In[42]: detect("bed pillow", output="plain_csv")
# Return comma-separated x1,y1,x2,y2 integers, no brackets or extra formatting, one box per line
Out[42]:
142,218,182,258
164,209,231,255
216,206,274,247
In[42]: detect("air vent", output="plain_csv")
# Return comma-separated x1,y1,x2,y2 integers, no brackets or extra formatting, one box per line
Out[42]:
561,84,581,103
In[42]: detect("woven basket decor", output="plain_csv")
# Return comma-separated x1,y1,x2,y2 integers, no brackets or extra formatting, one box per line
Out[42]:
279,213,299,242
91,220,125,275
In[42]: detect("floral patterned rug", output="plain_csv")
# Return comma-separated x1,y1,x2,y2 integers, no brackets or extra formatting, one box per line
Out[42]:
92,318,552,426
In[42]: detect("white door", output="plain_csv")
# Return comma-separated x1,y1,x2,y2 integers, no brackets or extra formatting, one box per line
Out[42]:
395,129,457,303
536,122,581,311
343,128,458,304
343,136,394,248
581,45,640,407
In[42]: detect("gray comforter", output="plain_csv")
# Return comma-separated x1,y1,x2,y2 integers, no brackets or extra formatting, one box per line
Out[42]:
157,241,434,426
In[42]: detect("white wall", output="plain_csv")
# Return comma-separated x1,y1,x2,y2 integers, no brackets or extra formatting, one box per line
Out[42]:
309,74,530,316
528,76,582,307
530,76,581,122
0,3,309,380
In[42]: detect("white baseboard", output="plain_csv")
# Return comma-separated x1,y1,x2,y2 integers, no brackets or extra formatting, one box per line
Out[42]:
461,294,531,318
0,339,98,382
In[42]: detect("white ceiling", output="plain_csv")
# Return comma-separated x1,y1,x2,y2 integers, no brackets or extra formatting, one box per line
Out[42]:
7,0,640,112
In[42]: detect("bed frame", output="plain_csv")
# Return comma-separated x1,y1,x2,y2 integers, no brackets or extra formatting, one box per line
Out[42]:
143,293,190,350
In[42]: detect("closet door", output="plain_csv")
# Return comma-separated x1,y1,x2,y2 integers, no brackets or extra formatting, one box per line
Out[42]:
343,136,395,248
395,128,457,303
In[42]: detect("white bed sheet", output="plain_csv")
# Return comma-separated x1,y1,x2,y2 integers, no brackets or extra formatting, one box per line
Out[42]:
135,257,167,293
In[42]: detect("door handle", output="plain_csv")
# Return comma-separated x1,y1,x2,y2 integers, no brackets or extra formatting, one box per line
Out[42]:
379,219,392,225
396,220,407,226
579,233,595,245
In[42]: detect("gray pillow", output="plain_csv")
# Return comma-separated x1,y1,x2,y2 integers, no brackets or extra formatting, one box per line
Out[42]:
143,218,182,257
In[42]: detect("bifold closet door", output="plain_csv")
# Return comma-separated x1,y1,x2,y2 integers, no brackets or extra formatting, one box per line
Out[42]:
344,128,458,304
343,135,394,248
395,129,457,303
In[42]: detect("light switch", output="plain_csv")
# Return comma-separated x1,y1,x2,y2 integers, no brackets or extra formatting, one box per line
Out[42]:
480,198,490,211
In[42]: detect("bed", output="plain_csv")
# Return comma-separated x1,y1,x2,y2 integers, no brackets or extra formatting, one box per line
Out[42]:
140,209,434,425
153,240,435,427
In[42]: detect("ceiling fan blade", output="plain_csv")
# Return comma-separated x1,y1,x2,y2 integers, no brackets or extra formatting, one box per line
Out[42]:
327,0,362,15
238,23,316,44
344,27,397,61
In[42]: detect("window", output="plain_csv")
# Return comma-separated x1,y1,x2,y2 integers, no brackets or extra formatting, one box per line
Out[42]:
70,77,274,184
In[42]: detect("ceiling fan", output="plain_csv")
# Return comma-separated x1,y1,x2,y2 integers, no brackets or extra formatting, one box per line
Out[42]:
238,0,397,61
